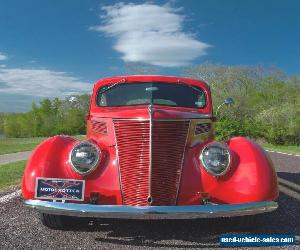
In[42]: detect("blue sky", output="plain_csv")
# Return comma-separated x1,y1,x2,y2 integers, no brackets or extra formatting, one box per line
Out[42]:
0,0,299,112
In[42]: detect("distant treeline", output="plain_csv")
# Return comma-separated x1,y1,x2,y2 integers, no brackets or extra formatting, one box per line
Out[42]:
186,65,300,145
2,95,90,137
1,64,300,145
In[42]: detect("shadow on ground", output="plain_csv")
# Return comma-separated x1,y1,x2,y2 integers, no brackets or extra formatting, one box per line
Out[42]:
57,172,300,248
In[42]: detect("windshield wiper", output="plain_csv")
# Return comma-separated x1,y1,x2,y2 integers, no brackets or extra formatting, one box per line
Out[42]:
98,78,126,94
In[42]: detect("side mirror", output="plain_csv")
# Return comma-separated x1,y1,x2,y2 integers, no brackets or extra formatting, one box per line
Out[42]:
216,97,234,115
224,97,234,106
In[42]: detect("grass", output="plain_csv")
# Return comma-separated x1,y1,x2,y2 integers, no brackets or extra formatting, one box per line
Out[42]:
0,160,26,190
0,135,86,155
0,137,46,155
261,143,300,155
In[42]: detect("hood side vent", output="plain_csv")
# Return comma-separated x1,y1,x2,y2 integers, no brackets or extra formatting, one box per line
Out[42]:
91,120,107,135
195,123,211,135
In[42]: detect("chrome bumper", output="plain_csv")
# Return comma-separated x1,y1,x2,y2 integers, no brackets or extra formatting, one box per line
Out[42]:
24,200,278,219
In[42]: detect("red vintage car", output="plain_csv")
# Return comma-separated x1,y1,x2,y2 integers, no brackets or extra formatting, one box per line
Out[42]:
22,75,278,228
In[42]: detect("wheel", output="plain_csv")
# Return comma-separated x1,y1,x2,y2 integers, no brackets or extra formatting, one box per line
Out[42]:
39,213,78,229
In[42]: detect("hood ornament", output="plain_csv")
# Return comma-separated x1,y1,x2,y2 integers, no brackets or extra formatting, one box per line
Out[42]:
148,104,153,117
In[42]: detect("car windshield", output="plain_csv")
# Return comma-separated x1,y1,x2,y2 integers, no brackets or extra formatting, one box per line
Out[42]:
96,82,206,108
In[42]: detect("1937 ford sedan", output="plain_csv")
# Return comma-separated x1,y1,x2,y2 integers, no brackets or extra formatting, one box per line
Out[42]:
22,75,278,228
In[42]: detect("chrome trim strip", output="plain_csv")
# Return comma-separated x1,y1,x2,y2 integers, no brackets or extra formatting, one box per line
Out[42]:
24,200,278,219
148,104,153,205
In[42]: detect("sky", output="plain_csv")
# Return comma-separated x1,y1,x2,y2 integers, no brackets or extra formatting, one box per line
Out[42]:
0,0,299,112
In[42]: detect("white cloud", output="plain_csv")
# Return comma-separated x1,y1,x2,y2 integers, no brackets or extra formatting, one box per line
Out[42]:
0,68,90,97
91,3,210,67
0,52,8,61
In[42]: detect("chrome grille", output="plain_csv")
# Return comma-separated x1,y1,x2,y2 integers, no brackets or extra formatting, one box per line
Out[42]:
114,120,150,206
114,119,189,206
151,120,190,205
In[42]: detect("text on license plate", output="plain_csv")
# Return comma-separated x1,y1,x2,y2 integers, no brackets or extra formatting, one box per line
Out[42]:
35,178,85,201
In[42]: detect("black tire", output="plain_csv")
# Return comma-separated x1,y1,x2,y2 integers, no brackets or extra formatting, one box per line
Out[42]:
40,213,77,229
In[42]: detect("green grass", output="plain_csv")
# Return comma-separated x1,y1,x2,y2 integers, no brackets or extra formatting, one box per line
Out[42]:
0,135,86,155
0,160,26,190
261,143,300,154
0,137,46,155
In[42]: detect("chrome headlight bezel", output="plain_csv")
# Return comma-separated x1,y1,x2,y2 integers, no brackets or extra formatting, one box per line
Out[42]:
199,142,231,177
69,141,101,175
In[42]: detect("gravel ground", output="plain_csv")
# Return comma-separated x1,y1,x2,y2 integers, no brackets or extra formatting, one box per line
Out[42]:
0,152,299,249
0,151,31,165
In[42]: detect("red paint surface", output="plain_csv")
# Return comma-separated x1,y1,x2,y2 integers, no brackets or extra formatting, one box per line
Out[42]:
22,76,278,206
177,137,278,205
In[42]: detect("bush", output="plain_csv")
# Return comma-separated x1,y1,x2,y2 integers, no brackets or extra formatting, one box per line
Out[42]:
186,64,300,146
215,118,262,142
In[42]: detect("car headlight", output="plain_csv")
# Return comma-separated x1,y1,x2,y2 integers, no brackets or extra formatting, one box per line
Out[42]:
200,143,231,176
69,141,101,175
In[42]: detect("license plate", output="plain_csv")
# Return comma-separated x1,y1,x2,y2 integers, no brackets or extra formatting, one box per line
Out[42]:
35,178,85,201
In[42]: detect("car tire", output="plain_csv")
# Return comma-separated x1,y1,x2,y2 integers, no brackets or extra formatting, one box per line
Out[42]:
40,213,75,229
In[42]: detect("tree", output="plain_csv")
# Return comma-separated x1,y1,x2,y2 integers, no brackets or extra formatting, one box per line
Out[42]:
3,94,90,138
184,64,300,145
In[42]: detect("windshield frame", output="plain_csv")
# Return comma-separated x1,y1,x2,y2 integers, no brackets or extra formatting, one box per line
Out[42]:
95,81,207,109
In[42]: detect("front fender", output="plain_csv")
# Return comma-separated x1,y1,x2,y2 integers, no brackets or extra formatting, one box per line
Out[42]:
21,135,123,204
22,136,77,199
201,137,279,203
178,137,278,204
